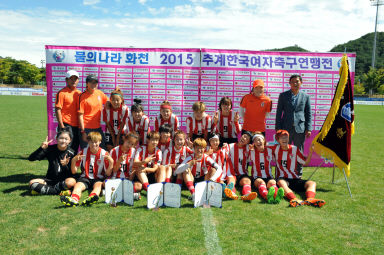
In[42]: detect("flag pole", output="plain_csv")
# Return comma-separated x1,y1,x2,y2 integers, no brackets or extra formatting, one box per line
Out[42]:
342,169,353,198
332,164,335,184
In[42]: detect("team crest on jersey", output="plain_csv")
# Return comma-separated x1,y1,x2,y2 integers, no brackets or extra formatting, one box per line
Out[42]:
261,102,265,107
53,50,65,62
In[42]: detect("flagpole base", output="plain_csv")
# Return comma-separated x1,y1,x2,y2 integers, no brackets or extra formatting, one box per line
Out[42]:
342,169,352,198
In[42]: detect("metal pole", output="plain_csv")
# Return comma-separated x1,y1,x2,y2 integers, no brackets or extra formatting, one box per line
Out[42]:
342,169,353,198
332,164,335,184
372,2,379,69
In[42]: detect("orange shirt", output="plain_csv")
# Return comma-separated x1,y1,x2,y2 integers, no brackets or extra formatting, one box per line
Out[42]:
78,89,108,129
55,87,81,127
240,93,272,132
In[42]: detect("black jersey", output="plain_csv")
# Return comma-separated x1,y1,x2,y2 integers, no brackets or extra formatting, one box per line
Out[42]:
28,145,76,181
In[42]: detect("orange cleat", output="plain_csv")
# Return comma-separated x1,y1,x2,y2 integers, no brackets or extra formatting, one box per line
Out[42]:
304,198,326,208
289,198,304,207
240,192,257,201
224,188,239,200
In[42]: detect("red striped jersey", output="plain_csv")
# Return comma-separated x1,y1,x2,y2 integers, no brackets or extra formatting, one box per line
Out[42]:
109,145,136,178
226,143,249,176
134,145,162,168
102,104,129,135
272,145,306,179
248,147,274,179
179,154,220,178
77,147,109,180
212,110,241,139
186,114,212,136
157,138,173,154
123,113,150,144
154,113,179,135
206,146,229,181
162,145,193,167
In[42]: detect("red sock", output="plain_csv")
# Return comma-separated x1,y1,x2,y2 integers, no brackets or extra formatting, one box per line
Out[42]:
286,192,296,201
186,181,195,194
242,184,251,195
176,178,183,185
143,182,149,191
165,178,171,183
89,193,97,197
258,184,268,199
306,191,316,199
71,194,80,201
133,186,136,193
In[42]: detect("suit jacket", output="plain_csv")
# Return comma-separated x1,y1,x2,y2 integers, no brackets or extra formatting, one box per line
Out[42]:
275,90,312,133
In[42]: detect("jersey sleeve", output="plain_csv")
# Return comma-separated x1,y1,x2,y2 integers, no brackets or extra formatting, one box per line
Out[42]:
296,148,306,165
240,94,248,108
78,94,85,114
55,90,64,109
28,146,47,161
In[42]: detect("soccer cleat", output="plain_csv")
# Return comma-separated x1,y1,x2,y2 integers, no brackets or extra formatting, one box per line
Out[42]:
274,188,285,204
188,193,195,202
226,182,234,191
266,187,275,204
304,198,326,208
59,190,71,196
240,192,257,201
289,198,304,207
81,195,99,206
31,190,39,195
60,196,79,207
224,188,238,200
134,193,141,201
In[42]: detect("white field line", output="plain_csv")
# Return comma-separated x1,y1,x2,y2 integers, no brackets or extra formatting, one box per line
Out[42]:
200,208,223,255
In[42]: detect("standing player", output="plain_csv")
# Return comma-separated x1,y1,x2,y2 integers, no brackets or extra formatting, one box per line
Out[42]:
154,100,179,136
186,101,212,142
55,70,82,152
28,129,76,195
273,130,325,207
249,133,284,204
60,132,114,207
212,97,241,145
123,99,150,145
102,88,129,151
224,132,258,201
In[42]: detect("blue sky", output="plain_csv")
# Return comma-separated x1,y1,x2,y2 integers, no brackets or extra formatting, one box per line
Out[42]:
0,0,382,66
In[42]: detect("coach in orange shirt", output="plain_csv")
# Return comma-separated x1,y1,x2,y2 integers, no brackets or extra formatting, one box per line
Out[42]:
240,79,272,136
55,70,82,152
78,74,109,149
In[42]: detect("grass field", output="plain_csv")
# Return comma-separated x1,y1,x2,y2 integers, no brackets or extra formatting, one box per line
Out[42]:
0,96,383,255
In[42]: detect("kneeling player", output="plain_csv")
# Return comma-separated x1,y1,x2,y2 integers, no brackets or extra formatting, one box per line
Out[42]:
60,132,113,207
249,133,284,204
274,130,325,208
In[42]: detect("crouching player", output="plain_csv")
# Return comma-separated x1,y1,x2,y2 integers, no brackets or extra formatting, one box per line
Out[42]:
109,132,142,200
274,130,325,207
176,138,222,200
60,132,114,207
28,129,76,195
249,133,284,204
224,132,258,201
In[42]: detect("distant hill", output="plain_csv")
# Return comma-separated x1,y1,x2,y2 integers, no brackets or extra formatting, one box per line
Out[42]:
330,32,384,76
264,45,309,52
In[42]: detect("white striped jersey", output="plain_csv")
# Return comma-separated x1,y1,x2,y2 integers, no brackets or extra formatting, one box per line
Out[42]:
248,147,274,179
123,113,150,144
226,143,250,176
162,145,193,167
206,145,229,181
109,145,136,179
272,145,306,179
154,113,179,136
157,139,173,154
77,147,109,180
212,110,241,139
102,104,129,135
186,114,212,136
134,145,162,168
178,153,222,180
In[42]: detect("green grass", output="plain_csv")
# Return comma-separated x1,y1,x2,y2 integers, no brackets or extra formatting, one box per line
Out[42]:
0,96,383,254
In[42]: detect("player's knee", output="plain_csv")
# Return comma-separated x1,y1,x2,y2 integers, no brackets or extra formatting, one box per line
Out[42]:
65,178,76,188
305,180,316,189
134,182,142,192
267,179,276,186
277,179,286,187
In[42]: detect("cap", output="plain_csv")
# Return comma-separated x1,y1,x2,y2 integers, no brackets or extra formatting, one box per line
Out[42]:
66,70,79,78
252,79,264,88
86,74,98,83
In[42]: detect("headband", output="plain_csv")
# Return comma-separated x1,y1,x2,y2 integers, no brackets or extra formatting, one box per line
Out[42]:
111,93,123,98
209,134,220,141
161,105,172,110
252,134,265,141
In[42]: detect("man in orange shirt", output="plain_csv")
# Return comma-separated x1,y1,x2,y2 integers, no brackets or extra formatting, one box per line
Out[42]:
78,74,109,149
240,79,272,136
55,70,82,152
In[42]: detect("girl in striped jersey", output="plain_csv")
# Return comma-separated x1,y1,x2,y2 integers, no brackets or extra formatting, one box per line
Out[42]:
161,130,193,183
249,133,284,204
186,101,212,142
224,132,258,201
212,97,241,145
133,131,164,191
274,130,325,208
176,138,222,200
122,99,150,145
157,124,173,153
61,132,114,207
102,88,129,151
206,133,229,183
154,100,179,136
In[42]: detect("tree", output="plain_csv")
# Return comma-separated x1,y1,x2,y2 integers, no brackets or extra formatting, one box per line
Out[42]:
361,68,384,95
0,57,44,86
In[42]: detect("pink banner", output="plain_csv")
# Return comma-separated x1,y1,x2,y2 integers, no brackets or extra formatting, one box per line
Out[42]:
46,45,356,167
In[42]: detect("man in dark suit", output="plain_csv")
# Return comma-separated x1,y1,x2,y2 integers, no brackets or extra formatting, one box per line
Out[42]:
275,74,312,154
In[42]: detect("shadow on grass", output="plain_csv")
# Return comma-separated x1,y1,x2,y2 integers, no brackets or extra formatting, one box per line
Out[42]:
0,154,29,160
0,173,41,183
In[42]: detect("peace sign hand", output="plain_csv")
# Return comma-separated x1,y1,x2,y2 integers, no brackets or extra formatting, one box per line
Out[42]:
41,136,53,149
213,111,219,125
60,154,70,166
234,112,240,122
